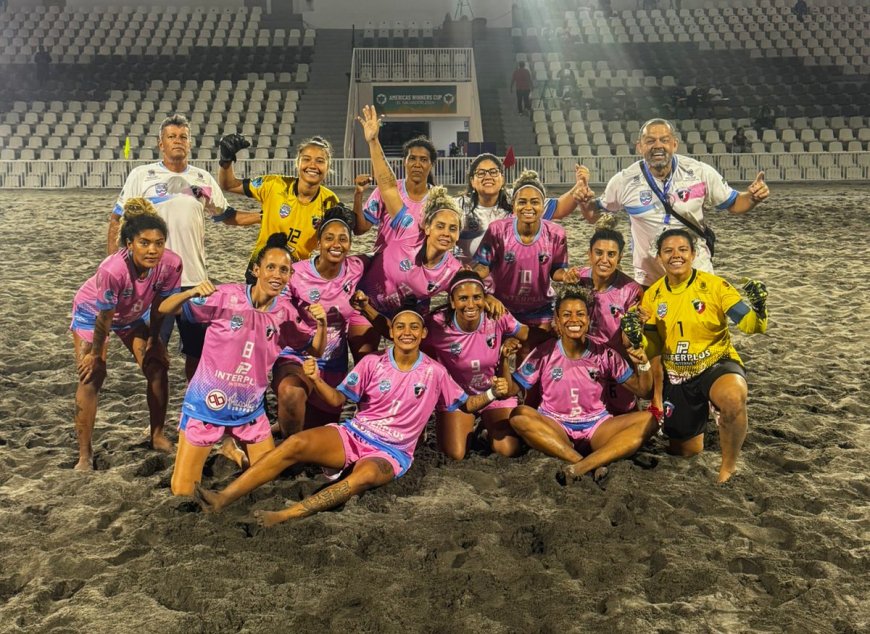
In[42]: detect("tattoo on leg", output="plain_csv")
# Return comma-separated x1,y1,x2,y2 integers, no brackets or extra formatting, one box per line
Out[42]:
376,459,393,476
300,481,353,514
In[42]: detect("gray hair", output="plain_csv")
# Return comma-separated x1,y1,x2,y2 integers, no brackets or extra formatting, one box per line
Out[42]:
159,113,191,135
638,118,678,141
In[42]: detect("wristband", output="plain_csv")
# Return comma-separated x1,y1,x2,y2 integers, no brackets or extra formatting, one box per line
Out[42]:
211,206,237,223
484,388,496,401
637,361,651,372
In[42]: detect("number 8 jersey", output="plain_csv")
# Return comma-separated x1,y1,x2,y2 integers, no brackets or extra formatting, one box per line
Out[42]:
180,284,315,425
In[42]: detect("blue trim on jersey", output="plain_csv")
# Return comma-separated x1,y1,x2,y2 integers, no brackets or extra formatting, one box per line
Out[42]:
147,195,173,206
727,301,751,324
512,369,533,390
512,216,543,244
452,313,483,333
112,203,123,216
181,401,266,427
308,254,346,281
542,198,557,220
472,249,492,267
616,367,634,384
344,421,412,476
595,198,606,210
160,286,182,297
625,203,657,215
389,205,410,229
363,204,380,226
94,299,116,311
510,320,522,336
716,190,739,210
387,348,424,372
245,285,279,312
445,392,468,412
337,383,361,403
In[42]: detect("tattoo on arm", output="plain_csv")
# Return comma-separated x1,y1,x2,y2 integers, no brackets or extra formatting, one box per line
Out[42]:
300,481,353,516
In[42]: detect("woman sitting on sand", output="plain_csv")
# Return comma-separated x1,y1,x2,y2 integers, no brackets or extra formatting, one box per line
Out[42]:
270,205,368,438
505,286,657,483
574,215,645,415
158,233,327,496
70,198,181,470
640,228,769,483
194,308,510,528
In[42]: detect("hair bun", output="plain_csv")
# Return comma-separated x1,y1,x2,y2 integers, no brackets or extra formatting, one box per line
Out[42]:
594,213,618,231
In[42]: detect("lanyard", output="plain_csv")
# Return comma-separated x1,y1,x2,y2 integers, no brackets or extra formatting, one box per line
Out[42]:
640,158,676,224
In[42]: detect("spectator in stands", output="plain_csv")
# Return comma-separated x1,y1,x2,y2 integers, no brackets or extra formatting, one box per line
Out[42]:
729,128,750,154
34,45,51,85
753,105,775,139
575,118,771,287
510,61,533,117
558,67,575,104
217,134,340,282
109,114,258,381
793,0,808,23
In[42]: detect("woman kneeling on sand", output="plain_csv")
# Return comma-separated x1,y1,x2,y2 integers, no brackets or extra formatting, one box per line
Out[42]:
640,228,768,483
70,198,181,470
506,286,658,482
158,233,326,496
194,308,510,528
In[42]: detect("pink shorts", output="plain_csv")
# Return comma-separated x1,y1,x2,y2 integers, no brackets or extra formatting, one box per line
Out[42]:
540,408,610,449
329,423,406,477
482,396,519,412
179,413,272,447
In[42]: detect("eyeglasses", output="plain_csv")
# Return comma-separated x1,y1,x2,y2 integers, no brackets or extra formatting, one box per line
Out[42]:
473,168,501,178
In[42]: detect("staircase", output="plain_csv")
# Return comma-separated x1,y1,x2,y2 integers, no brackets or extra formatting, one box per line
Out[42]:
290,29,354,157
473,28,537,157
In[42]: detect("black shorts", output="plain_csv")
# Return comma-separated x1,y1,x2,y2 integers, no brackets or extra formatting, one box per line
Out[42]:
662,360,745,441
158,286,207,359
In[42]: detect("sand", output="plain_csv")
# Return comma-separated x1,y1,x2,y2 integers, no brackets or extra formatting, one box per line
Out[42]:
0,184,867,633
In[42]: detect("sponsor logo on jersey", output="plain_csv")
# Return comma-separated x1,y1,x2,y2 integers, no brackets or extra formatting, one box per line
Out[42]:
205,389,228,411
147,169,156,177
309,289,321,302
191,296,207,305
692,299,706,314
685,168,695,177
155,183,167,196
699,280,708,291
230,314,244,331
663,400,675,418
399,259,412,272
676,188,690,203
504,251,516,264
449,342,462,356
251,177,263,188
631,175,641,184
413,383,426,397
522,361,535,376
279,203,291,218
538,252,550,264
657,302,668,318
551,367,563,380
486,335,496,348
378,379,391,393
639,190,653,205
346,372,359,387
266,324,276,339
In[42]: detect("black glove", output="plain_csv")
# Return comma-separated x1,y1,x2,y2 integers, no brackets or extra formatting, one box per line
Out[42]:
218,134,251,166
742,279,768,319
620,309,644,349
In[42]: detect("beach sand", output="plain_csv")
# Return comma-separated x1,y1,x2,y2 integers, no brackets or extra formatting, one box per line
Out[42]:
0,184,867,633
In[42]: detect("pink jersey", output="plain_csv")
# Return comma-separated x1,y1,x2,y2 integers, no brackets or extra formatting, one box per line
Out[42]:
337,348,467,459
280,255,366,375
359,206,462,317
423,310,521,394
513,339,633,423
474,217,569,317
364,179,428,253
181,284,315,425
72,249,182,331
577,267,643,351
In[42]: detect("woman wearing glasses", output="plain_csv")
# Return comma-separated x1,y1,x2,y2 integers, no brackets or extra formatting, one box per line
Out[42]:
454,154,592,264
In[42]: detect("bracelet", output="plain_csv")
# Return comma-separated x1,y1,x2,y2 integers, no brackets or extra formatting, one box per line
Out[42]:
484,388,496,401
637,361,651,372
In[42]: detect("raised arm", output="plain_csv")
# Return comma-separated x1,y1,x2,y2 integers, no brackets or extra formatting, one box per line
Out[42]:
107,214,121,255
356,105,404,218
158,281,216,316
351,173,375,236
727,171,769,215
217,134,252,195
302,358,348,410
550,164,593,220
304,303,329,358
349,291,392,340
620,346,653,399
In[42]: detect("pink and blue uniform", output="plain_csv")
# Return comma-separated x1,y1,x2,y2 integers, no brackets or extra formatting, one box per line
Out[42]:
333,349,468,476
364,179,428,254
358,206,462,318
71,249,182,341
178,284,315,434
578,266,643,414
474,217,569,325
423,310,521,411
279,255,366,412
513,339,634,446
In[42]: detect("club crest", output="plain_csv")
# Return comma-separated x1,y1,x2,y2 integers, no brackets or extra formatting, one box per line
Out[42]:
692,299,706,314
449,342,462,355
609,304,624,318
155,183,167,196
191,296,207,305
639,190,653,205
676,188,690,203
551,367,563,381
657,302,668,318
504,251,516,264
342,281,353,294
538,252,550,264
265,325,276,339
312,216,321,228
279,203,291,218
426,281,439,293
346,372,359,387
378,379,391,393
486,335,496,349
663,400,675,418
413,383,426,398
309,289,321,302
230,314,244,331
399,259,412,272
587,368,600,381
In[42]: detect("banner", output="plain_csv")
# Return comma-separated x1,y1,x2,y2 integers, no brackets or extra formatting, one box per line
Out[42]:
374,85,457,114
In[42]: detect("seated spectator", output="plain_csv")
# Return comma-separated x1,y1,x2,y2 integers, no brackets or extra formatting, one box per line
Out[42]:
793,0,808,23
729,128,750,154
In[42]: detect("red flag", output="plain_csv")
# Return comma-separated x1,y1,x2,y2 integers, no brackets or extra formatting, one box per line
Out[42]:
503,146,516,170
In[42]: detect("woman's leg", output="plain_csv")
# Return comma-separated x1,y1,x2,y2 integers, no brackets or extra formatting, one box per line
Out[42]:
73,334,107,471
196,426,347,512
481,407,522,457
563,411,657,479
253,457,395,528
242,436,276,466
123,328,172,453
271,362,312,438
509,405,582,463
435,410,476,460
170,431,214,496
709,373,749,483
348,323,381,364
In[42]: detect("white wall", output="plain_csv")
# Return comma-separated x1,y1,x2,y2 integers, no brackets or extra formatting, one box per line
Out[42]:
429,119,468,154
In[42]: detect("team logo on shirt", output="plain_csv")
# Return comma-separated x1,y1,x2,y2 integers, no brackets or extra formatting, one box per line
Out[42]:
663,400,675,418
521,362,535,376
191,296,207,305
413,383,426,397
279,204,291,218
692,299,706,314
609,304,624,318
309,289,321,302
427,281,439,293
312,216,321,228
587,368,600,381
205,389,228,411
342,281,353,294
486,335,496,348
551,367,564,381
230,315,244,331
449,342,462,355
400,215,414,229
676,188,691,203
399,259,412,272
657,302,668,318
639,190,653,205
251,177,263,188
504,251,516,264
378,379,391,393
266,325,276,339
346,372,360,386
155,183,168,196
538,252,550,264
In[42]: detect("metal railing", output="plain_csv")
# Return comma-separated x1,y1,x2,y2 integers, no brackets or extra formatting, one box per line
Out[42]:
352,48,473,83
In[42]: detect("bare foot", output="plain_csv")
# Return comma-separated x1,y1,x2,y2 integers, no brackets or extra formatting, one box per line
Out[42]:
74,456,94,471
150,433,174,454
218,438,249,469
717,468,737,484
592,466,608,483
193,483,223,513
556,463,582,486
252,509,285,528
